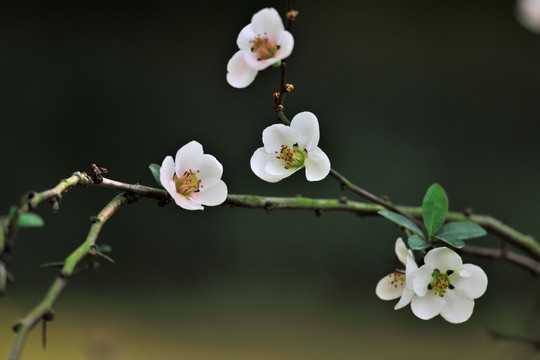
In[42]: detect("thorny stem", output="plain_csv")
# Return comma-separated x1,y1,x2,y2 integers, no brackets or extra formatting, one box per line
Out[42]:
3,173,540,359
8,194,129,360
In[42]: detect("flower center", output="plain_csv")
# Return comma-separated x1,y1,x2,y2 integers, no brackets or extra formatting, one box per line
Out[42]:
173,169,201,197
390,268,406,288
251,35,278,60
275,144,307,169
428,269,455,297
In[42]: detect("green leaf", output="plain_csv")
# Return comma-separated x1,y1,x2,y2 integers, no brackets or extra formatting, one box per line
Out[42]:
434,236,466,249
149,163,163,188
422,183,448,236
408,234,432,250
435,221,487,244
18,213,44,228
98,244,112,253
378,210,424,238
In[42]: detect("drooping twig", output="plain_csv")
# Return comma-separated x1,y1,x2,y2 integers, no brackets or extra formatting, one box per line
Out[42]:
489,330,540,351
9,194,129,360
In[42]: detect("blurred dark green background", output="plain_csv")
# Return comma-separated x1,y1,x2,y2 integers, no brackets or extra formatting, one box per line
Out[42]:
1,0,540,359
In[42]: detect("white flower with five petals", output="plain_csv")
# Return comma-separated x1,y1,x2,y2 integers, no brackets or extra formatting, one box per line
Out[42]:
250,111,331,182
411,247,488,324
375,238,419,309
160,141,228,210
227,8,294,88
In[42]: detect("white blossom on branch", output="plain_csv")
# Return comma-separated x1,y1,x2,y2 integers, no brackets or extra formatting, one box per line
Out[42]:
250,111,330,182
160,141,227,210
227,8,294,88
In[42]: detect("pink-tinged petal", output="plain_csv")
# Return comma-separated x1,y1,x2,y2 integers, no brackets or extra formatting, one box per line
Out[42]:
250,148,283,183
191,180,227,206
183,154,223,189
290,111,320,149
170,191,203,210
175,141,204,175
276,30,294,59
516,0,540,34
262,124,297,153
251,8,284,43
227,51,258,88
412,264,434,297
236,24,256,50
440,292,475,324
160,156,176,193
451,264,488,300
304,147,330,181
395,288,415,310
265,160,297,178
243,52,280,71
424,247,462,272
411,292,444,320
375,274,404,301
395,237,408,266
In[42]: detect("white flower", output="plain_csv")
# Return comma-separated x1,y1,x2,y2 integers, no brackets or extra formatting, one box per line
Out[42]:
250,111,331,182
375,238,418,310
160,141,228,210
516,0,540,33
227,8,294,88
411,247,488,324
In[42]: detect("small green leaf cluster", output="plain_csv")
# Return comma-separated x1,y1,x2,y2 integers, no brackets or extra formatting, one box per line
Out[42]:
378,183,486,250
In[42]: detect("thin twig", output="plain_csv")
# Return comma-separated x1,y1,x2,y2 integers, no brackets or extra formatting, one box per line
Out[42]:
489,329,540,351
275,0,296,118
328,168,425,228
225,194,540,270
9,194,129,360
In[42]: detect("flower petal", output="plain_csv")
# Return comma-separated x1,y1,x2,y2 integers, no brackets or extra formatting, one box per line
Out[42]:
424,247,463,272
236,24,256,50
191,180,228,206
405,252,419,283
395,288,415,310
243,53,281,71
451,264,488,300
276,30,294,59
175,141,204,175
304,147,330,181
262,124,298,153
251,8,284,43
412,264,434,297
395,237,408,266
170,191,203,210
290,111,320,150
250,147,284,183
375,274,404,300
440,291,475,323
411,292,444,320
182,154,223,189
160,155,176,194
265,160,297,178
227,50,258,88
516,0,540,34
